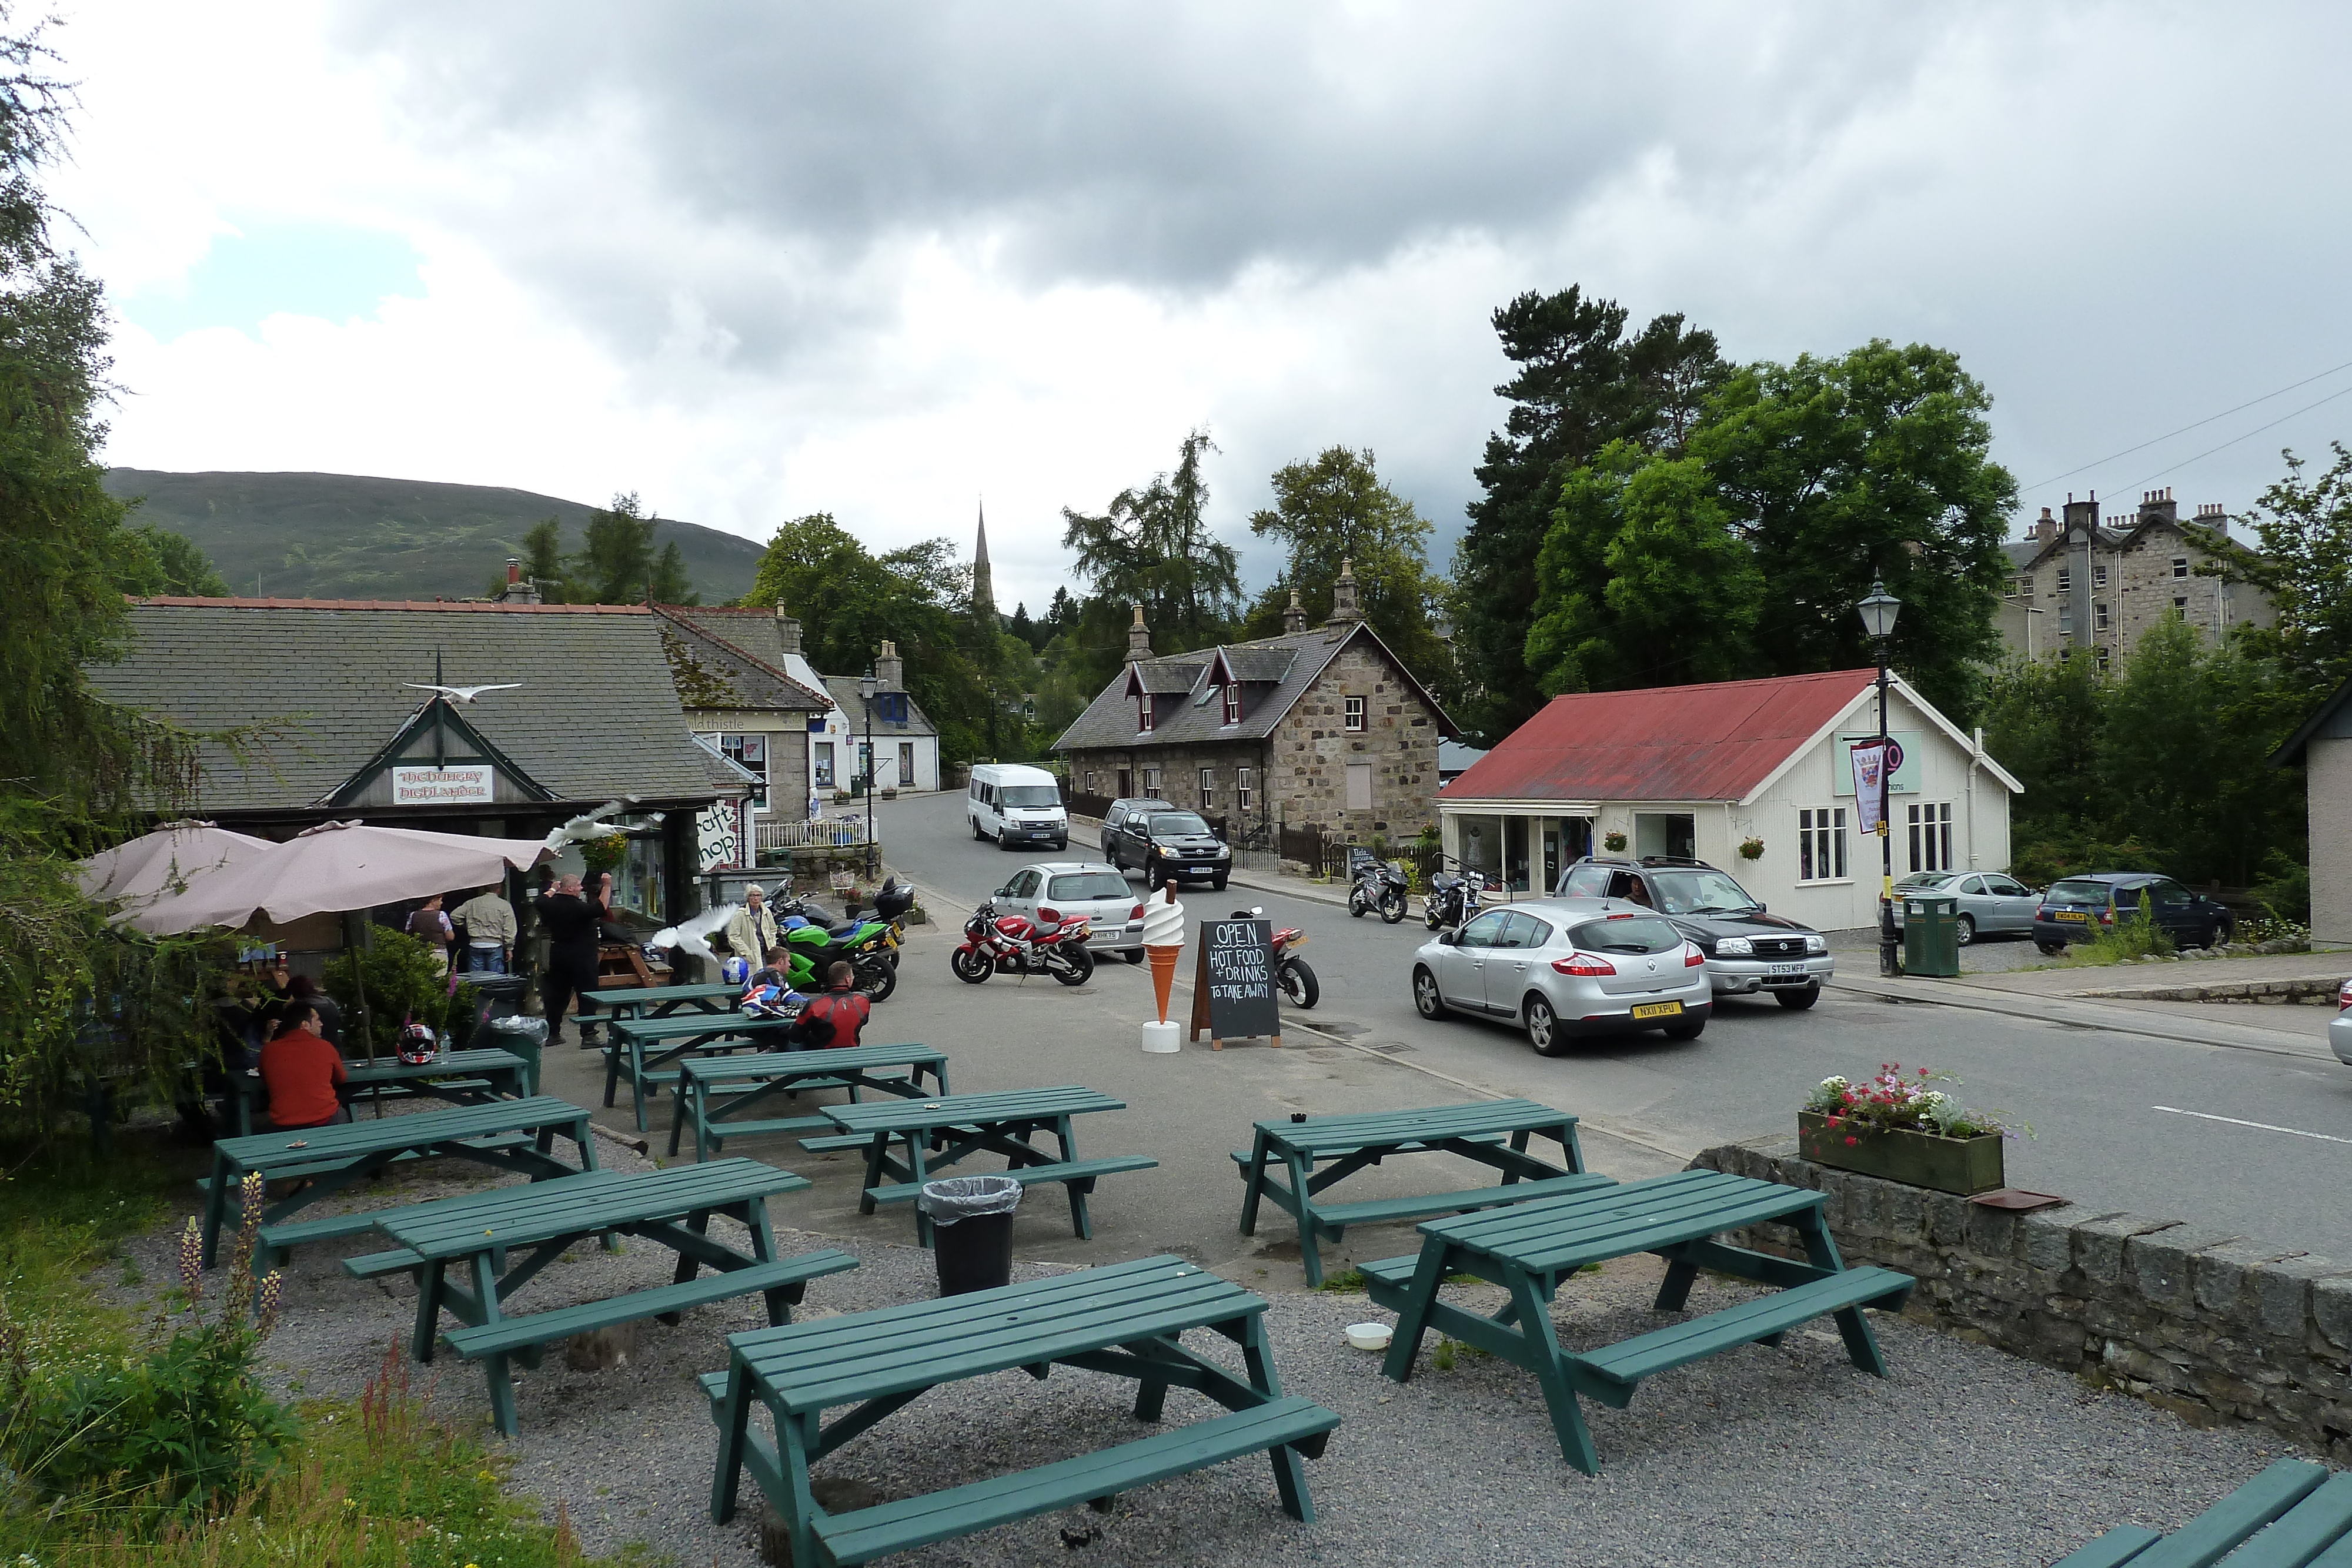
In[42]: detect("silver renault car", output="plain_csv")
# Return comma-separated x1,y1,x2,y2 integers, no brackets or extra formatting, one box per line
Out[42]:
1411,898,1714,1055
989,862,1147,961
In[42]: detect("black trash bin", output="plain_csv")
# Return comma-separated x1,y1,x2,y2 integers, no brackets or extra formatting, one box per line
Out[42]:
918,1175,1021,1296
475,1009,547,1095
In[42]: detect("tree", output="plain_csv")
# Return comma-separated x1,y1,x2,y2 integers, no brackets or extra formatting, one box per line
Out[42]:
514,516,570,600
1524,444,1762,692
1043,586,1076,638
1692,340,2015,720
1238,445,1449,670
1061,429,1241,661
646,539,697,606
1007,601,1041,651
113,524,229,597
1454,286,1726,741
2188,442,2352,696
573,492,658,603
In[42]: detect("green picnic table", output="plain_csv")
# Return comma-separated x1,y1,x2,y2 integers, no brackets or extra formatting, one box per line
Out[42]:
2056,1456,2352,1566
201,1094,599,1268
220,1048,532,1137
669,1044,950,1161
805,1085,1157,1247
1234,1098,1614,1286
704,1255,1339,1566
593,981,739,1024
1364,1167,1915,1475
604,1011,803,1132
353,1156,856,1436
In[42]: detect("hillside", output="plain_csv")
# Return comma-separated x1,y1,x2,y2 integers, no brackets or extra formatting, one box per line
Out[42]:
100,469,769,604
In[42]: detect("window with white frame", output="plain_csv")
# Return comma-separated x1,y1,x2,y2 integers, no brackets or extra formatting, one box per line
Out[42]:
713,733,770,810
1197,766,1215,806
2056,566,2071,595
1907,801,1953,874
2094,563,2109,588
1138,696,1155,733
1141,767,1162,797
1083,771,1096,794
2095,646,2111,671
2172,596,2188,611
1222,684,1241,724
1798,807,1848,882
1236,765,1254,812
1344,695,1366,732
2058,603,2073,635
811,741,834,788
2172,556,2190,579
2094,601,2110,632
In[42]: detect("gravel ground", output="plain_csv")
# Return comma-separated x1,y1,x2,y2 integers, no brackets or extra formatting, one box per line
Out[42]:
1823,926,2052,977
100,1125,2299,1568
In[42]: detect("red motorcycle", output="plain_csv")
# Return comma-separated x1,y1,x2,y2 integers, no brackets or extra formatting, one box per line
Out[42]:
950,899,1097,987
1234,905,1318,1009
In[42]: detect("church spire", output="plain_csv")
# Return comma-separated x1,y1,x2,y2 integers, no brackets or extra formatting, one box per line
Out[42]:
971,500,997,628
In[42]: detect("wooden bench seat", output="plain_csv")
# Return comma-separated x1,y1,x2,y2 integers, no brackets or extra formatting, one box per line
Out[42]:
345,1247,426,1281
444,1249,859,1362
1224,1132,1508,1169
1306,1172,1616,1231
257,1209,393,1262
862,1156,1160,1206
197,1131,534,1195
2054,1457,2352,1567
799,1132,878,1153
1571,1267,1913,1390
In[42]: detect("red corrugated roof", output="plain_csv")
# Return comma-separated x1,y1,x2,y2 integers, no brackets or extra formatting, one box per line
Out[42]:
1441,669,1879,803
125,597,651,613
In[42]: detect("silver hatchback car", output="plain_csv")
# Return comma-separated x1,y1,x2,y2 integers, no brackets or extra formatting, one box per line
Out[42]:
1411,898,1714,1055
991,862,1146,960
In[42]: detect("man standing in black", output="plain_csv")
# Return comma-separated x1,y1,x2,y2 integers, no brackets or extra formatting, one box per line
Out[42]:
537,871,610,1048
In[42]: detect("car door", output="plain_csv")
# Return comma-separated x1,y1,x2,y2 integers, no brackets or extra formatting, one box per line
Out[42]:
1980,874,2039,934
1948,874,1989,932
997,867,1043,925
1101,804,1129,867
2146,878,2198,940
1442,908,1509,1009
1482,912,1553,1012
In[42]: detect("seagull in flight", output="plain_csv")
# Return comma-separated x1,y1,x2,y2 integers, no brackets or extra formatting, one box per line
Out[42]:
403,681,522,704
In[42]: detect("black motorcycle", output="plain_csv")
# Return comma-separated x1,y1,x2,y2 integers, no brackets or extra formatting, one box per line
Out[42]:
1345,851,1410,925
1423,866,1487,931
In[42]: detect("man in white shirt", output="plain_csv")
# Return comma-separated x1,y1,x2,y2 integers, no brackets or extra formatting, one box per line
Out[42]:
452,885,519,974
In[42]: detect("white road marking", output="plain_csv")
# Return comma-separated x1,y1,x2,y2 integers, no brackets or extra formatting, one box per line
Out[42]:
2151,1105,2352,1145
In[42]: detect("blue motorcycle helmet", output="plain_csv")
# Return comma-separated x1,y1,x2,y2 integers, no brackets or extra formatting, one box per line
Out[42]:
721,955,751,985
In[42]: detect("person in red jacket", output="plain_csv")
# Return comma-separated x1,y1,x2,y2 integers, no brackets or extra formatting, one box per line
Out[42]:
260,1006,349,1129
791,961,869,1050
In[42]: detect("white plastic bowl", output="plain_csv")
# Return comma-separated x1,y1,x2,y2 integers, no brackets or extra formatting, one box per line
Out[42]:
1345,1322,1392,1352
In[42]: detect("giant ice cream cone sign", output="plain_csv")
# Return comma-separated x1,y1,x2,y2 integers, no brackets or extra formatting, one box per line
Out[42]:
1141,880,1186,1024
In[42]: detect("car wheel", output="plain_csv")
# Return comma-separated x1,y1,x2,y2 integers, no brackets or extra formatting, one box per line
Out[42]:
1524,994,1569,1057
1122,948,1144,965
1144,854,1162,887
2036,941,2066,957
1211,874,1228,891
1774,985,1819,1011
971,819,985,841
1662,1015,1707,1040
1412,966,1448,1020
1955,915,1975,947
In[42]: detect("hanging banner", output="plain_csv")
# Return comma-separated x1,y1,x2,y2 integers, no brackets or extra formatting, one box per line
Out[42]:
1849,739,1902,836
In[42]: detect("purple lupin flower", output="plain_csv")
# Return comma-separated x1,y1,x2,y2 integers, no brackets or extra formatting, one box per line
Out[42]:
238,1171,265,1239
178,1215,203,1299
254,1271,285,1338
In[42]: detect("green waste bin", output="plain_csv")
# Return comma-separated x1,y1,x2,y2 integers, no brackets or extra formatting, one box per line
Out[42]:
1902,893,1962,978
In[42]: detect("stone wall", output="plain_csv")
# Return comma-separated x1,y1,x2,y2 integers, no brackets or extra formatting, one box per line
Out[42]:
1696,1136,2352,1459
1271,641,1441,841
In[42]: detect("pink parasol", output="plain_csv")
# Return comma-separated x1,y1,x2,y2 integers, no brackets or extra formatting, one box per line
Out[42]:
78,821,276,905
126,819,549,935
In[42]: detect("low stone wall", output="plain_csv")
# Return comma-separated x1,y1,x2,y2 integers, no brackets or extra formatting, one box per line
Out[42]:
1695,1136,2352,1459
2074,975,2340,1004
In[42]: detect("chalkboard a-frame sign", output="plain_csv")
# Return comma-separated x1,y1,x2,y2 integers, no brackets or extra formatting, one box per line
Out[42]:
1188,917,1282,1050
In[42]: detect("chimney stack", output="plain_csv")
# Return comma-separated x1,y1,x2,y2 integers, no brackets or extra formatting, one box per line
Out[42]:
2196,502,2229,538
1324,558,1364,628
497,557,541,604
1282,587,1308,634
1127,604,1154,660
2033,507,2057,543
773,605,803,654
874,640,904,693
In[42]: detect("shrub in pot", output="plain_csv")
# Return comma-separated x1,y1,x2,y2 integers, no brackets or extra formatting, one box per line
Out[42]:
1796,1064,2024,1196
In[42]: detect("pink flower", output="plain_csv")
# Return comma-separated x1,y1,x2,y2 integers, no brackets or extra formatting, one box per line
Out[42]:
1845,1136,1859,1146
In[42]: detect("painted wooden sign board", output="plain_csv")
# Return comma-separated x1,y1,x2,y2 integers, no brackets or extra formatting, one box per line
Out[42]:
1189,917,1282,1050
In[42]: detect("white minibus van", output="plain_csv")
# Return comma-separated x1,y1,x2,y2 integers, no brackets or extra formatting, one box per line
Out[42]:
967,763,1069,851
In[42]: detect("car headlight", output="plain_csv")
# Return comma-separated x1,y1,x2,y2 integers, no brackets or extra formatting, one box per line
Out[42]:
1214,844,1230,858
1805,933,1828,954
1715,937,1753,957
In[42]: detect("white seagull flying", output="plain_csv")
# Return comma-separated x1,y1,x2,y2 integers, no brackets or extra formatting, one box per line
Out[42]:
403,681,522,704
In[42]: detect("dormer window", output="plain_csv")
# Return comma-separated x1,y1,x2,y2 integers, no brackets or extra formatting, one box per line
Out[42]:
1222,684,1241,725
1140,697,1155,733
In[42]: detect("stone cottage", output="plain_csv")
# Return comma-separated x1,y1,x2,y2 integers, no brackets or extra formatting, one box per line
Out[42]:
1053,562,1459,844
1996,488,2275,668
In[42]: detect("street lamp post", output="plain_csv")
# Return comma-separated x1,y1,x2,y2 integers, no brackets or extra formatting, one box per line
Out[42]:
860,664,878,881
1856,578,1903,977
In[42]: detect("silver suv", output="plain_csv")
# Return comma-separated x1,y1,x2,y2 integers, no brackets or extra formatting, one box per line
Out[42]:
1411,898,1713,1055
990,862,1147,961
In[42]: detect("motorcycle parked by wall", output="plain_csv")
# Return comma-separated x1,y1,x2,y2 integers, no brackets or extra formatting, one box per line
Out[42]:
1345,851,1411,925
1234,905,1317,1009
950,899,1097,987
1423,865,1486,931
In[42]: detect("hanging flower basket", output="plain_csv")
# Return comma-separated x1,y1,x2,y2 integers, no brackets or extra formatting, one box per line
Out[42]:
1738,837,1765,860
1602,831,1628,854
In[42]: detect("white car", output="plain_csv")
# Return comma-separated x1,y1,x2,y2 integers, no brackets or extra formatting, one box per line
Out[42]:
2331,978,2352,1068
990,862,1146,960
1411,898,1714,1056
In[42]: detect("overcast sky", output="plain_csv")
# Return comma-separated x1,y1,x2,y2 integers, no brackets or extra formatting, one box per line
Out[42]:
51,3,2352,615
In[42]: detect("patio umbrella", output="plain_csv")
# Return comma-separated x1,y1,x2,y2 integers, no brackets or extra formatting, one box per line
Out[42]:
78,821,275,905
126,819,550,935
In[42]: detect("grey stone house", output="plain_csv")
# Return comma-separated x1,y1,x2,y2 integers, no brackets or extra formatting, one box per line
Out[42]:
1996,488,2275,668
1052,563,1459,844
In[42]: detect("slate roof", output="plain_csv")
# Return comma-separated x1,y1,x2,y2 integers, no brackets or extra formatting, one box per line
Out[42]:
1440,669,1882,804
1054,622,1457,753
649,607,830,711
820,674,939,737
91,599,734,814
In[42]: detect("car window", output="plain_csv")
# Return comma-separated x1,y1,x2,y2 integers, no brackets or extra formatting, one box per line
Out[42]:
1493,913,1540,950
1957,875,1986,895
1566,915,1684,955
1000,785,1060,808
1150,812,1213,837
1457,910,1509,947
2047,879,2111,906
2147,880,2189,905
1987,876,2029,897
1005,870,1041,899
1561,865,1612,898
1646,868,1761,916
1047,872,1130,901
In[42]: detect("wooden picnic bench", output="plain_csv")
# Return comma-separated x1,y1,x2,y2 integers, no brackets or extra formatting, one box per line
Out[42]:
203,1095,599,1269
667,1044,949,1161
1232,1098,1613,1287
604,1011,804,1132
1362,1166,1914,1475
352,1157,856,1436
803,1085,1156,1246
705,1254,1339,1567
217,1048,532,1138
592,980,739,1024
2054,1456,2352,1566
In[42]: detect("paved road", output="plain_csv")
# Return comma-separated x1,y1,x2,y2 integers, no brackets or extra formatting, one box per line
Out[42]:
874,789,2352,1262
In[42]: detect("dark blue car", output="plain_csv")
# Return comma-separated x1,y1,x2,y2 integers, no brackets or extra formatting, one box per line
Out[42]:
2032,872,2236,954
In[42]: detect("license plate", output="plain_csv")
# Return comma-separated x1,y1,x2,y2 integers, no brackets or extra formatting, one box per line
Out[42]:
1769,962,1808,975
1631,1001,1683,1021
2055,911,2090,922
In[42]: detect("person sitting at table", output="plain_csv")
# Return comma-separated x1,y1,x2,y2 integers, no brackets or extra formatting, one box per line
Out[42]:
283,974,345,1051
260,1005,349,1130
739,946,801,1018
790,961,869,1050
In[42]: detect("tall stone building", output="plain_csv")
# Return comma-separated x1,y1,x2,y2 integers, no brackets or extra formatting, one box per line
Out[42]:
1052,561,1459,843
970,503,997,630
1994,488,2274,668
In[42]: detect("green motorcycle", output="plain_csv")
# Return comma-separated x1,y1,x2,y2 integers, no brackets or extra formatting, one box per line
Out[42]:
779,913,898,1001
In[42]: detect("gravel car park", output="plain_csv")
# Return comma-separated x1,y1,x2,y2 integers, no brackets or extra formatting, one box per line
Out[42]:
1411,898,1713,1054
1889,870,2043,944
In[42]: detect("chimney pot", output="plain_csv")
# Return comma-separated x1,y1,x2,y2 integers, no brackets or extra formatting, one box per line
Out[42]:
506,558,521,586
1127,604,1154,660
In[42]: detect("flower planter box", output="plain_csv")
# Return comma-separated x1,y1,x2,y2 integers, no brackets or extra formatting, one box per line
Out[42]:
1796,1111,2004,1195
